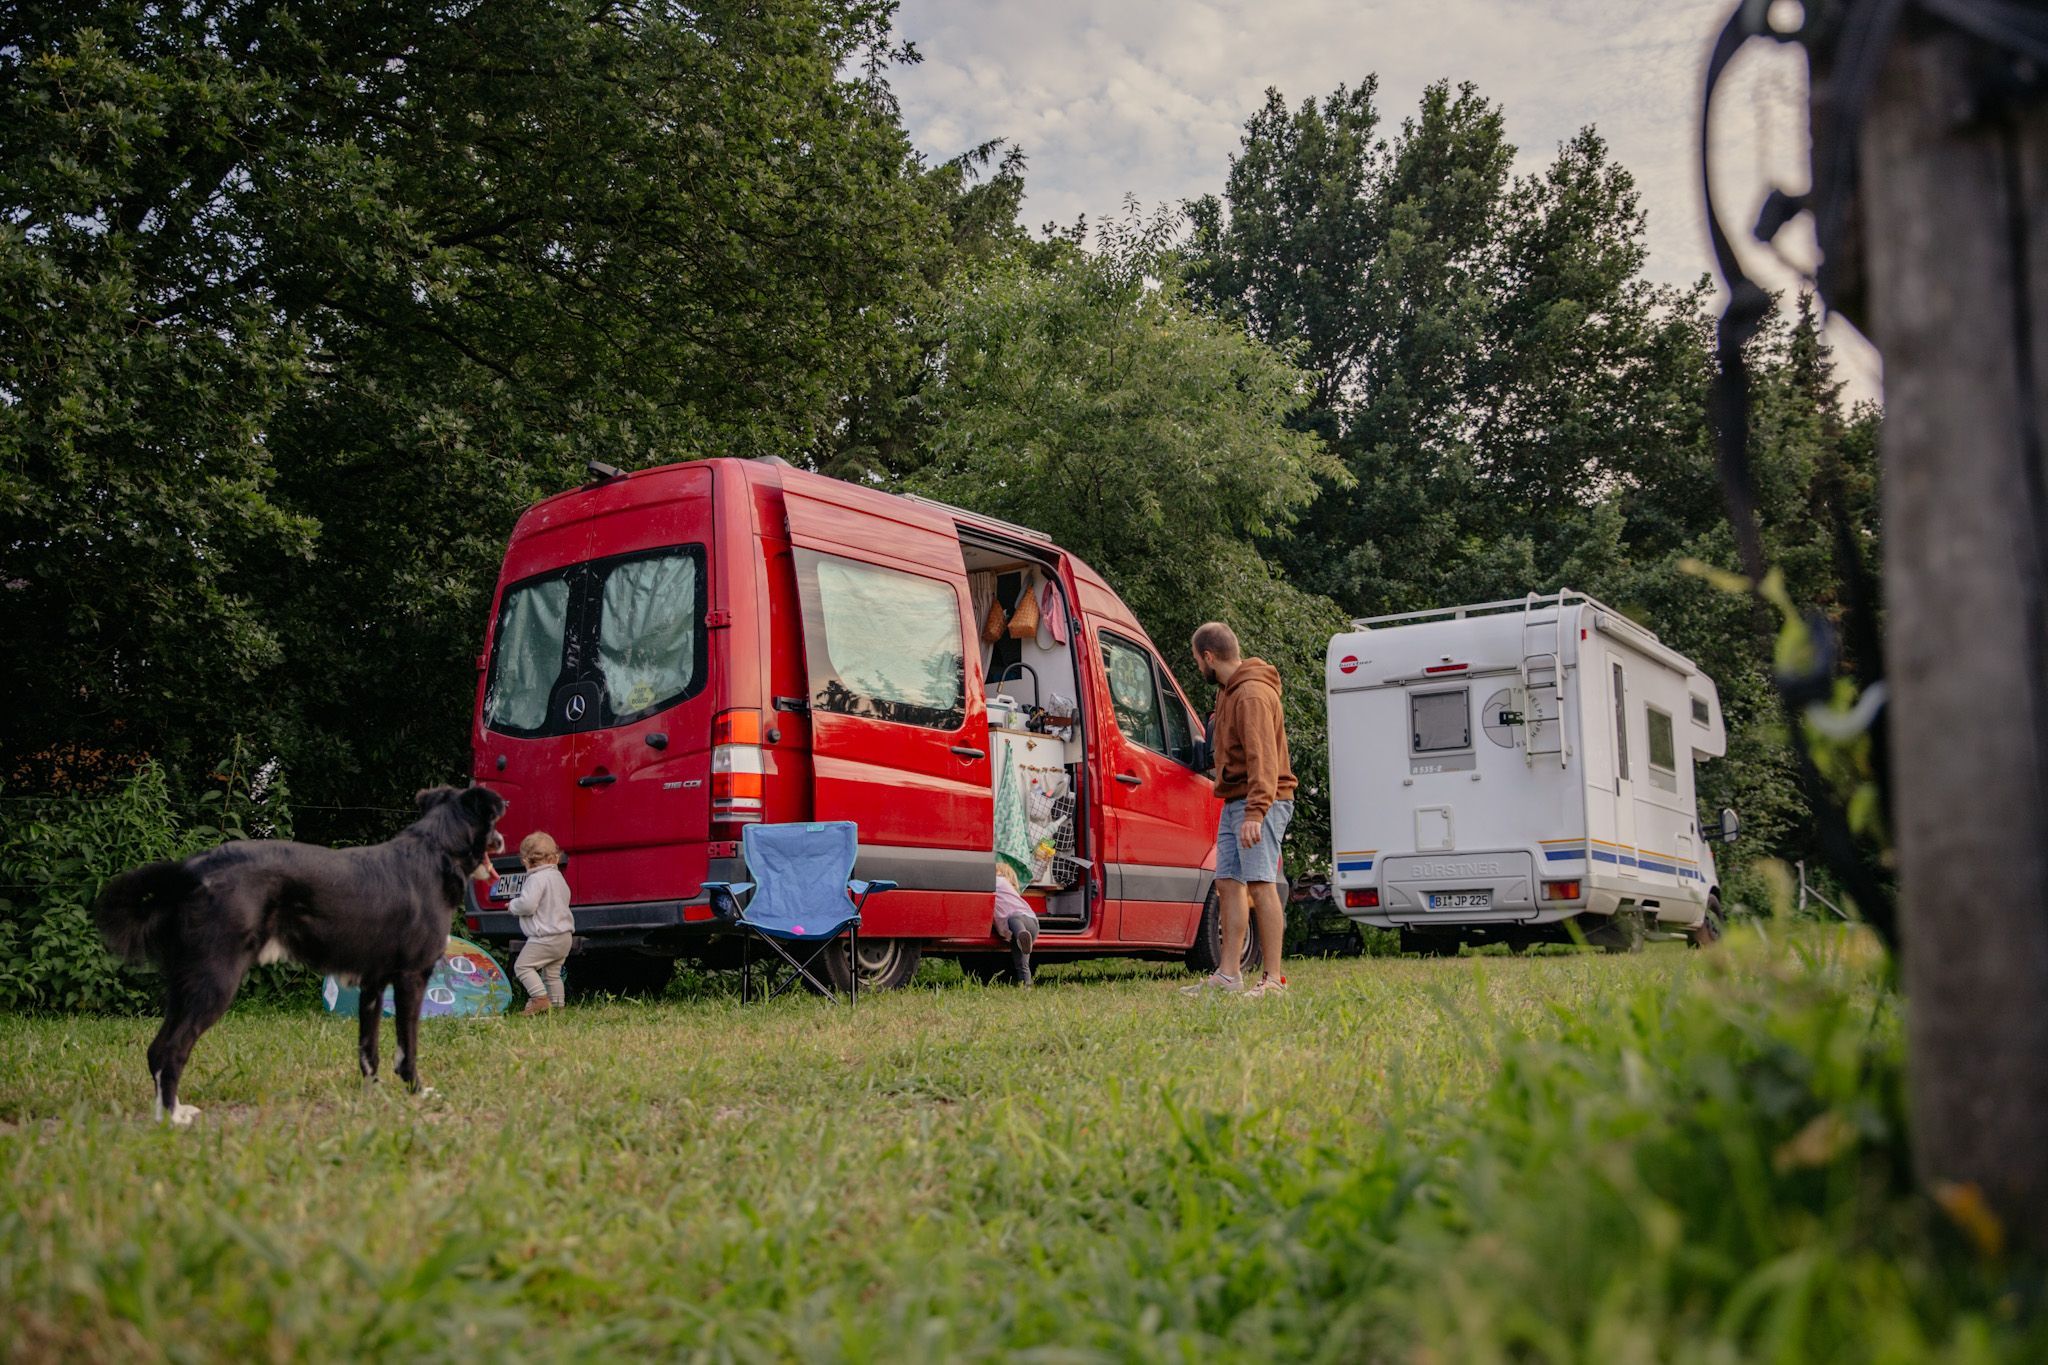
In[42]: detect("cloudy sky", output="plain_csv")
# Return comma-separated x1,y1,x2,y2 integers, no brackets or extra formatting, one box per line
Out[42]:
888,0,1879,394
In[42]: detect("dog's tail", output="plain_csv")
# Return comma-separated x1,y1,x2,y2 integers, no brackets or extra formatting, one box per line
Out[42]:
93,860,201,965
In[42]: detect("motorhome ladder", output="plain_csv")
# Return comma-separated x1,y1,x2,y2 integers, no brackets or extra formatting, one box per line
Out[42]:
1519,594,1568,768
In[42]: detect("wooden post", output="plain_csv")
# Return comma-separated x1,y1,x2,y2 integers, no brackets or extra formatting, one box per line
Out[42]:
1860,30,2048,1247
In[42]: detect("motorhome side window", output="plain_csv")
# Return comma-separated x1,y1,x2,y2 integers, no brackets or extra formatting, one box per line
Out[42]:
1411,688,1471,753
796,550,966,730
1101,634,1166,752
1612,663,1630,780
1646,705,1678,789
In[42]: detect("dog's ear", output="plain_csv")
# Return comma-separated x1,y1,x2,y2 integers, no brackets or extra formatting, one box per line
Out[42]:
414,786,457,813
458,786,506,822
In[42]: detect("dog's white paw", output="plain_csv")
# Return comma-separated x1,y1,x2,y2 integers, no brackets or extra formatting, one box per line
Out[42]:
168,1103,201,1127
416,1085,439,1100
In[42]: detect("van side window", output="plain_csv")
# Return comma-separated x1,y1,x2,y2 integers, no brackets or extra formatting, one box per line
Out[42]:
797,551,966,730
1159,668,1194,764
486,577,572,732
1612,663,1630,780
1411,688,1470,753
1101,634,1166,752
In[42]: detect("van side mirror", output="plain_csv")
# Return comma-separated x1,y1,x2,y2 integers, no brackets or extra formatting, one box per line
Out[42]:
1719,808,1741,843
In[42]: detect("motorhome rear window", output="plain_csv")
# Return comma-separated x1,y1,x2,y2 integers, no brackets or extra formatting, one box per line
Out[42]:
798,551,965,730
1411,688,1471,753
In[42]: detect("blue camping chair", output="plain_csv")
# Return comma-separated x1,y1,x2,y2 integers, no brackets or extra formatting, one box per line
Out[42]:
702,822,896,1004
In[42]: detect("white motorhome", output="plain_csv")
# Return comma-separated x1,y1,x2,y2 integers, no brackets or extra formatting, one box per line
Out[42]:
1324,590,1739,953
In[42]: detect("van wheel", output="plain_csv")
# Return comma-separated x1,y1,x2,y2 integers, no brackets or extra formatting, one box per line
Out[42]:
1689,896,1725,948
852,938,923,991
1184,888,1265,977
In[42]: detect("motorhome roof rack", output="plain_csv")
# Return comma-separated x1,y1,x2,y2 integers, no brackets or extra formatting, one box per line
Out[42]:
902,492,1054,545
1353,588,1651,637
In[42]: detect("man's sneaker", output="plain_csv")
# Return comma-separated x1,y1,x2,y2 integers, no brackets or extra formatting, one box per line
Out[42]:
1180,971,1243,996
1242,975,1289,999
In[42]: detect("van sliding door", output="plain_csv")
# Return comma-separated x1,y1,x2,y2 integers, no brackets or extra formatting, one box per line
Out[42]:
783,486,994,936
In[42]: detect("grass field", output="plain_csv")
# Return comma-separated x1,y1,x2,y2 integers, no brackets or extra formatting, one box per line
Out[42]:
2,930,2039,1363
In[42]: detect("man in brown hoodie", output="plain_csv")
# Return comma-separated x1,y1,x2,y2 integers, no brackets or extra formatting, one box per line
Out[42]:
1185,621,1296,997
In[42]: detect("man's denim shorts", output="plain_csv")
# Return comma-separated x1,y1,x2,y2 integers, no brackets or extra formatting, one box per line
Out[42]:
1215,798,1292,885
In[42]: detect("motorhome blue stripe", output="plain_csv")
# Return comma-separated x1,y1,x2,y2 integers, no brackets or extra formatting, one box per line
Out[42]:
1543,847,1587,861
1337,858,1373,872
1638,859,1676,874
1591,849,1620,864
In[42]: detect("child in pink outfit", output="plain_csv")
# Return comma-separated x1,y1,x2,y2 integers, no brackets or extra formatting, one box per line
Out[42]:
994,863,1039,986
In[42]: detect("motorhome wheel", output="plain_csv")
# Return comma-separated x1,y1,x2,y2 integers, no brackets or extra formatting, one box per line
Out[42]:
1688,895,1725,949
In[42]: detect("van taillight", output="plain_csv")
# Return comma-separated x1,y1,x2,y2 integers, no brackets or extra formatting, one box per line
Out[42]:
1542,880,1582,901
712,708,764,822
1345,888,1380,909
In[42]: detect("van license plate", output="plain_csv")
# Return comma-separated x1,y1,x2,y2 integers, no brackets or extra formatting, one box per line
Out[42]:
1428,891,1492,910
489,873,525,902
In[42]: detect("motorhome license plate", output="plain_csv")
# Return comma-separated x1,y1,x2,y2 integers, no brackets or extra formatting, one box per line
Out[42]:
1428,891,1492,910
489,873,525,902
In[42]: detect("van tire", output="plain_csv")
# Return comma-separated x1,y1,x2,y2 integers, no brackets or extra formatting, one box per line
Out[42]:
852,937,923,991
1689,895,1725,948
1185,888,1265,977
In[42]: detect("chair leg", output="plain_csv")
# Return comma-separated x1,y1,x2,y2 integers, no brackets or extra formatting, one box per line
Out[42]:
742,933,750,1004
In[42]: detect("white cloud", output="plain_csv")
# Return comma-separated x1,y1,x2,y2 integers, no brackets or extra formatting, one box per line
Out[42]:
889,0,1878,397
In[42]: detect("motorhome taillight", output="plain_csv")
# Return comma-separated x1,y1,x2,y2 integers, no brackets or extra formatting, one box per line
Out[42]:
1542,880,1583,901
1344,888,1380,909
712,708,765,822
1424,662,1469,674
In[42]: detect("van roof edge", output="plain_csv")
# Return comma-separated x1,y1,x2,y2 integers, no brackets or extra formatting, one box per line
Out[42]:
1350,589,1645,634
901,492,1054,544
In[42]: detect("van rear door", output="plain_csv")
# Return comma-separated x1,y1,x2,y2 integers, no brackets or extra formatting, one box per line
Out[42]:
781,482,994,934
566,467,718,906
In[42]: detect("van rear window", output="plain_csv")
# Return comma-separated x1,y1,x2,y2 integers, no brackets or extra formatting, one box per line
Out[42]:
797,551,965,730
482,545,706,737
485,578,571,733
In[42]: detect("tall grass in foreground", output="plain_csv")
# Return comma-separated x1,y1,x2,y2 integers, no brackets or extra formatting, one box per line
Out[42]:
1,930,2037,1362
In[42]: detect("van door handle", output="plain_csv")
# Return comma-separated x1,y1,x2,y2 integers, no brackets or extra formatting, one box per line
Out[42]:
950,745,986,760
1116,773,1143,787
577,773,617,787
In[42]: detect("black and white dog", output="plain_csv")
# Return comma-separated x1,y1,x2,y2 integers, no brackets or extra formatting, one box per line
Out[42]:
94,785,508,1124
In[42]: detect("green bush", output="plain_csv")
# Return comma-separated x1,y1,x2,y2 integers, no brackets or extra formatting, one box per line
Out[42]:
0,756,307,1013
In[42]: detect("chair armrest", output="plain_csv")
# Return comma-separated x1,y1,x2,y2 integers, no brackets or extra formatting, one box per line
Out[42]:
848,879,897,911
701,881,754,919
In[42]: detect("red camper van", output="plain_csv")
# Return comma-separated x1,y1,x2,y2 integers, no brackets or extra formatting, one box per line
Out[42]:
464,457,1243,991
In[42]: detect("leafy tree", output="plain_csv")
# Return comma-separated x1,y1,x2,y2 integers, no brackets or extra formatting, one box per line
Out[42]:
909,204,1351,857
2,1,943,831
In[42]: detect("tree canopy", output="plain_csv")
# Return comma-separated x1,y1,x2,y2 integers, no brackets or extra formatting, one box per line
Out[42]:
3,8,1877,890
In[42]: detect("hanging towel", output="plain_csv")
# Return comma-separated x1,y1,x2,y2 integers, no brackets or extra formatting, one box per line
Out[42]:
993,742,1035,883
1037,578,1068,648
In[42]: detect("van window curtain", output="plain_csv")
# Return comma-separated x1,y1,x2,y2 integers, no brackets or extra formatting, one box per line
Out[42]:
486,578,571,732
598,554,699,716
